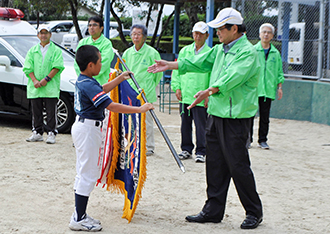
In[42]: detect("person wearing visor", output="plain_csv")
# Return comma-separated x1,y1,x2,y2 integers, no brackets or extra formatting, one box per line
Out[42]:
122,24,163,156
24,25,64,144
148,8,263,229
74,16,114,85
171,21,211,163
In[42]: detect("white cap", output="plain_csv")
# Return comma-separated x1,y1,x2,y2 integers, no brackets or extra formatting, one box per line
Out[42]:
192,21,209,34
37,25,51,33
207,7,243,28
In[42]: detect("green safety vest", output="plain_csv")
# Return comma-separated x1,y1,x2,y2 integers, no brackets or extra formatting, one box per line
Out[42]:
23,42,64,99
171,42,211,107
74,34,114,85
254,41,285,100
122,43,163,103
178,34,260,119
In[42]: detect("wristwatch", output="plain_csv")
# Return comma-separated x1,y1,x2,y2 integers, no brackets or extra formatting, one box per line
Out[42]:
207,88,213,96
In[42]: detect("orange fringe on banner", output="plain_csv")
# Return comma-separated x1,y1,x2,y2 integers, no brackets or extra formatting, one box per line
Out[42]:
105,58,147,223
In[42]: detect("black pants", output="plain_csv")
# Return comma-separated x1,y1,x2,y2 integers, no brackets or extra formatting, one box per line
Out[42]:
202,116,263,220
30,98,58,135
180,103,207,155
250,97,272,143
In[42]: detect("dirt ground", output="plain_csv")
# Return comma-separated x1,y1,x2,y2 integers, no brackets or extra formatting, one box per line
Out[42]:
1,104,330,234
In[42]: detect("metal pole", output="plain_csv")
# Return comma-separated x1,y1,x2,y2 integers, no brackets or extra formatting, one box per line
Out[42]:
281,2,291,74
206,0,214,48
317,0,325,79
173,3,180,54
104,0,110,39
112,48,185,173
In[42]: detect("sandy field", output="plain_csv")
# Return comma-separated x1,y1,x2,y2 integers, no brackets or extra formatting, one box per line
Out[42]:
1,104,330,234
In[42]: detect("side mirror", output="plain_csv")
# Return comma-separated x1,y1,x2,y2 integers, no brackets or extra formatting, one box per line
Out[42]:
56,28,61,33
0,56,11,71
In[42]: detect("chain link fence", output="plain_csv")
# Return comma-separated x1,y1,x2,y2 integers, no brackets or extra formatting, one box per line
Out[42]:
231,0,330,81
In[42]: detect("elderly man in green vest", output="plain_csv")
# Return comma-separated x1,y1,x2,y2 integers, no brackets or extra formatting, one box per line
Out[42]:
122,24,163,156
171,21,211,163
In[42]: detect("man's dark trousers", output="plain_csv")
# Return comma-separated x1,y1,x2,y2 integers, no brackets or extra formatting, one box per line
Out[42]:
202,115,263,220
31,97,58,135
180,103,207,155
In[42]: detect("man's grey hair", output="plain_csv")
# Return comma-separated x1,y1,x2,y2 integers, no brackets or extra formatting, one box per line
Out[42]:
259,23,275,34
130,24,148,37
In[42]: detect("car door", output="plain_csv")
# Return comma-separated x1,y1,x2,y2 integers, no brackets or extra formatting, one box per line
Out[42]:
0,40,26,115
51,23,73,44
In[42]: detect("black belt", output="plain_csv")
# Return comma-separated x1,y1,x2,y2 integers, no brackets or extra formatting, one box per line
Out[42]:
78,116,102,127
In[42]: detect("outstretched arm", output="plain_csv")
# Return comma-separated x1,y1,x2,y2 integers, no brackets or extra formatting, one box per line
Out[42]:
103,71,133,93
147,60,179,73
106,102,154,114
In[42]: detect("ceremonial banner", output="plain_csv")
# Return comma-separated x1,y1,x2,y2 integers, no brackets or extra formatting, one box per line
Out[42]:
97,59,147,222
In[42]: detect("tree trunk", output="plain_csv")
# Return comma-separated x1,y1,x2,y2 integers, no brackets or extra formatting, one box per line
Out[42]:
150,4,164,47
184,4,199,31
68,0,82,41
156,10,175,49
146,3,153,28
99,0,105,18
110,0,129,48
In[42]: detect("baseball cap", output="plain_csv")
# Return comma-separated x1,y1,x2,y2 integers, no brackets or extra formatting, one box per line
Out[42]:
207,7,243,28
37,25,51,33
192,21,209,34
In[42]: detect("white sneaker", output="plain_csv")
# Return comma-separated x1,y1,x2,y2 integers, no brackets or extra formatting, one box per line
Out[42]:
69,214,102,231
26,131,43,142
70,213,101,225
178,151,192,160
195,154,205,163
46,132,56,144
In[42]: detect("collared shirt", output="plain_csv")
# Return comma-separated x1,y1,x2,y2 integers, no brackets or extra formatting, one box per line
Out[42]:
134,42,146,52
223,34,243,53
194,44,206,55
39,43,50,59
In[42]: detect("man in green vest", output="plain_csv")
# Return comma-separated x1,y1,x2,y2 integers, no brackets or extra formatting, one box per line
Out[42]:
23,25,64,144
122,24,163,156
74,16,114,85
249,23,284,150
148,8,263,229
171,21,211,163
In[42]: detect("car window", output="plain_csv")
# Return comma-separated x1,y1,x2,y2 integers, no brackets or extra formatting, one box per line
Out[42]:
3,36,74,62
3,36,39,58
0,43,22,67
52,23,73,33
63,23,73,32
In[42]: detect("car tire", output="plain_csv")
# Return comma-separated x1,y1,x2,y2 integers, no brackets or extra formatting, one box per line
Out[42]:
56,93,75,133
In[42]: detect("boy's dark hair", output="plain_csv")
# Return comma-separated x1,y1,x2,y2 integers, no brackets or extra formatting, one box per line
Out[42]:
75,45,100,72
88,16,104,28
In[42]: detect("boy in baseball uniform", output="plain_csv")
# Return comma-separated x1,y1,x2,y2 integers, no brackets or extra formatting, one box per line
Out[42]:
69,45,153,231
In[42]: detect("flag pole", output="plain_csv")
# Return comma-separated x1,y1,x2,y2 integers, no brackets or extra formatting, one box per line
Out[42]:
112,48,185,173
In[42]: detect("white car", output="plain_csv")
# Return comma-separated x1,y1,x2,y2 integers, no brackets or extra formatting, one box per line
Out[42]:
38,20,73,44
0,8,77,133
61,21,126,52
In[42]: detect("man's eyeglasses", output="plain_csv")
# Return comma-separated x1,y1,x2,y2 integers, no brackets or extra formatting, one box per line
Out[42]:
216,26,228,32
88,23,100,28
261,30,273,35
130,33,143,37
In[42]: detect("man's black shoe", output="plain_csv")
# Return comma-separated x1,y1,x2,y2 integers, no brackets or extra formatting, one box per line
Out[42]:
240,215,263,229
185,211,221,223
